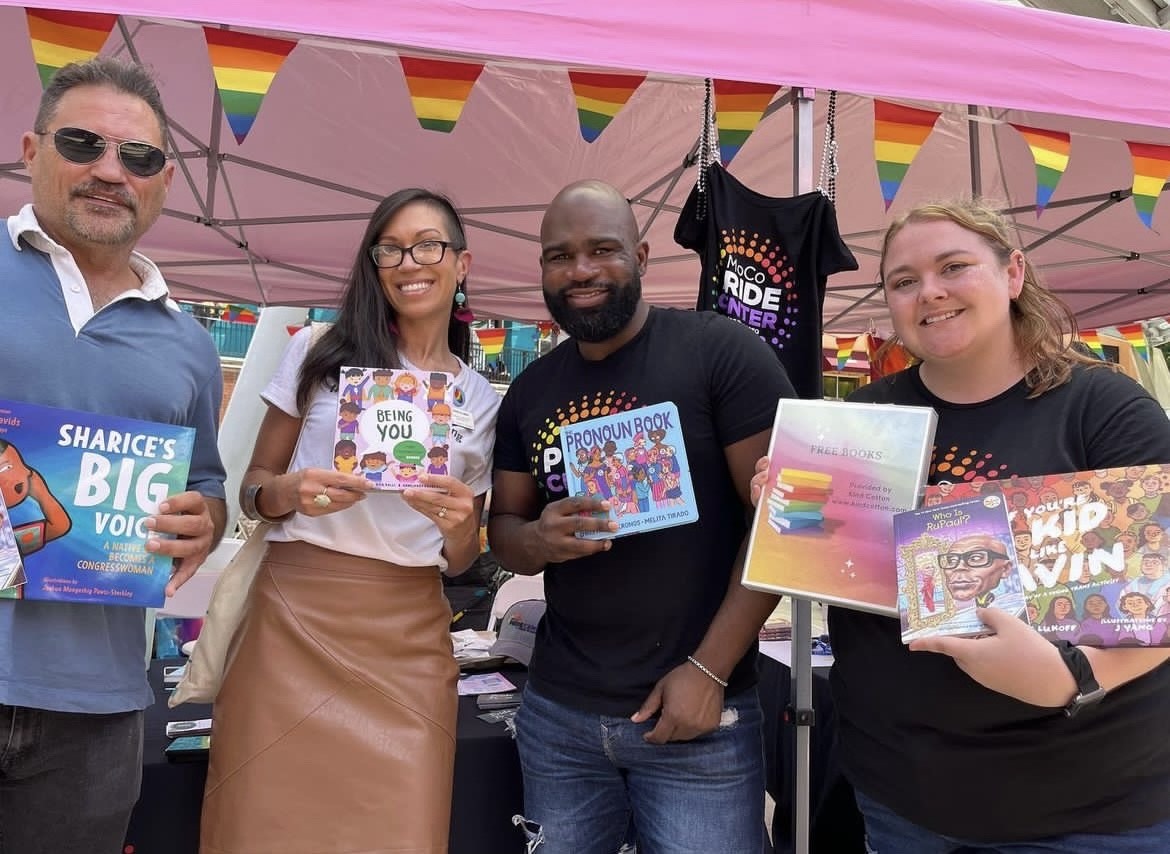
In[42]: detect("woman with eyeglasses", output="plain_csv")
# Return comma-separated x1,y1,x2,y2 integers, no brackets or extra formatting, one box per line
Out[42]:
751,199,1170,852
200,189,501,853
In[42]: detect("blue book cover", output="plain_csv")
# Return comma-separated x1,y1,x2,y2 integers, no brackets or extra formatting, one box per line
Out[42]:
0,399,194,607
0,497,25,591
558,401,698,539
894,488,1029,642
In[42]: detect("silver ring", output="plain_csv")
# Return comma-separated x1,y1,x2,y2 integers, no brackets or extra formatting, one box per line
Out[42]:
313,492,332,508
437,506,447,519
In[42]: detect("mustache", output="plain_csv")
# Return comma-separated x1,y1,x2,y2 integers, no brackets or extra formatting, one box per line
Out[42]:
71,182,136,211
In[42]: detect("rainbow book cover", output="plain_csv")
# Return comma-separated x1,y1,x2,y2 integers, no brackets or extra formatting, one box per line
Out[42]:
894,489,1028,642
558,401,698,539
333,366,463,491
741,400,937,616
923,464,1170,647
0,399,194,608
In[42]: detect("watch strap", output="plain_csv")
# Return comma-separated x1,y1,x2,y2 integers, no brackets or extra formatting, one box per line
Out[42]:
1054,640,1104,717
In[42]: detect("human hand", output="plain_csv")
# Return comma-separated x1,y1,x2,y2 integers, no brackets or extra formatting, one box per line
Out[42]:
291,468,371,516
531,495,617,563
631,661,724,744
403,473,475,536
749,455,771,508
147,491,216,596
909,607,1077,707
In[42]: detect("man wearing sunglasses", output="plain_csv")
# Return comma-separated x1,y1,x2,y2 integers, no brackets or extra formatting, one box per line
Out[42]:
2,58,227,852
939,534,1015,608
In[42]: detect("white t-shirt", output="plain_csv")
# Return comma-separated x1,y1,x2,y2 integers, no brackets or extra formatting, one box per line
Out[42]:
263,327,500,569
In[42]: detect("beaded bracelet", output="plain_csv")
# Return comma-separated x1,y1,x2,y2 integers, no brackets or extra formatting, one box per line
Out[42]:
686,655,728,688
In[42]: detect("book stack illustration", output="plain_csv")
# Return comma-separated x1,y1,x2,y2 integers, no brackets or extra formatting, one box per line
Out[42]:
894,489,1028,642
742,400,938,615
923,463,1170,647
333,366,460,491
767,469,832,533
558,401,698,539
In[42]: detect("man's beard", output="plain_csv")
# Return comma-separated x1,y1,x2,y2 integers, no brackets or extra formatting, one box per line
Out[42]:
543,273,642,344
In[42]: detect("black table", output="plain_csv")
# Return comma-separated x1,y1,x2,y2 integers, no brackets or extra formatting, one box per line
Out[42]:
758,649,865,854
125,660,526,854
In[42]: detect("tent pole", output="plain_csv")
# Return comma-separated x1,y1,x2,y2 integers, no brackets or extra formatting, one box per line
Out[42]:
968,105,983,198
790,85,815,854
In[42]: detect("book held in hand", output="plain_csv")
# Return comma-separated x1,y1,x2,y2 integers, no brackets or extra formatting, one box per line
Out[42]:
924,464,1170,647
741,400,937,615
0,399,194,607
558,401,698,539
894,489,1029,642
333,366,466,491
0,496,26,591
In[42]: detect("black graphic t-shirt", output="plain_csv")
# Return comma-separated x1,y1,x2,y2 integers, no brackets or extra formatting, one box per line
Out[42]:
674,164,858,400
492,308,794,715
834,364,1170,841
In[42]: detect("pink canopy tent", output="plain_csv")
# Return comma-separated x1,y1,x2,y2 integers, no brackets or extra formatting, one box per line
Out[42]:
3,0,1170,331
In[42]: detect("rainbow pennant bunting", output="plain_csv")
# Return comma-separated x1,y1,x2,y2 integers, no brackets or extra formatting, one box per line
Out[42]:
1076,329,1106,359
1113,322,1150,361
475,327,507,358
25,9,117,89
204,28,296,144
399,56,484,133
1127,141,1170,228
873,100,942,211
567,70,645,142
713,79,781,165
1010,124,1071,215
836,336,858,371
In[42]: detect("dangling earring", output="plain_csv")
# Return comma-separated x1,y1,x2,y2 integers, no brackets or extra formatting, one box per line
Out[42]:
453,280,475,323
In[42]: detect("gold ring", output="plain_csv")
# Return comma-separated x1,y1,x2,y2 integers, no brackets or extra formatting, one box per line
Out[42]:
313,492,332,508
437,506,448,519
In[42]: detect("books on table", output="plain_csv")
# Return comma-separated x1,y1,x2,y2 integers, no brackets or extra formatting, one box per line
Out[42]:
741,399,937,616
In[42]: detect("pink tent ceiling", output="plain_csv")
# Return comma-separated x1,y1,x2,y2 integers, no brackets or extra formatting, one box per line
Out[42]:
3,0,1170,331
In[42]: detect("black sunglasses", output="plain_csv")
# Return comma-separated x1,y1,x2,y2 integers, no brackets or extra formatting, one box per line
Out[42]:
39,127,167,178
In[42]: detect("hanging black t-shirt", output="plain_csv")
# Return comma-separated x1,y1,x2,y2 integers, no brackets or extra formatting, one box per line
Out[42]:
674,163,858,400
834,364,1170,841
492,307,795,716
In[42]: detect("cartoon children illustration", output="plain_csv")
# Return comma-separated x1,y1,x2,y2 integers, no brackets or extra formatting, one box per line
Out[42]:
360,451,389,484
0,439,72,555
340,368,367,407
393,372,419,403
631,464,651,514
425,372,449,411
431,403,452,446
337,402,361,440
334,439,359,474
394,462,421,485
366,369,394,404
426,446,449,476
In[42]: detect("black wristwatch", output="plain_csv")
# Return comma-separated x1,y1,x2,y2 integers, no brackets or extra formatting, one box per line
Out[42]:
1054,640,1105,717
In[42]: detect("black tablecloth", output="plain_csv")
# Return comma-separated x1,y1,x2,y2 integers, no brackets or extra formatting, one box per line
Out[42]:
758,652,865,854
125,660,526,853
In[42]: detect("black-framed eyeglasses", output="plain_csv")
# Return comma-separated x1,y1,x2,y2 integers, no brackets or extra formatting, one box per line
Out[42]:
369,239,461,269
938,548,1009,571
38,127,167,178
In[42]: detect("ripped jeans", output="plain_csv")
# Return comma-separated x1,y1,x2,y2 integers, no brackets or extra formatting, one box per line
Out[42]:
513,684,767,854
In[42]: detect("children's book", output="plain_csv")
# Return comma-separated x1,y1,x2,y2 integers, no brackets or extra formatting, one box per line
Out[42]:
0,399,194,607
741,400,937,616
333,366,465,491
0,497,26,591
894,489,1028,642
558,401,698,539
923,464,1170,647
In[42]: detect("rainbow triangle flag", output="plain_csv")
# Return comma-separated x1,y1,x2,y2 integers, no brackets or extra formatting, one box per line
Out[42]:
1010,124,1071,215
204,28,296,145
567,70,645,143
873,100,942,211
1077,329,1106,359
399,56,484,133
713,79,781,165
25,9,117,89
1127,141,1170,228
836,336,858,371
475,327,507,358
1114,322,1149,361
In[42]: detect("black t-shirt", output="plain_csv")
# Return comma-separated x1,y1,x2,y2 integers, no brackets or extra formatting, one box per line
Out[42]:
834,364,1170,841
674,164,858,400
493,307,795,715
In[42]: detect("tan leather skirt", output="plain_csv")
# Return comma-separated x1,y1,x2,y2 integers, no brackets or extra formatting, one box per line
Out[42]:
200,540,458,854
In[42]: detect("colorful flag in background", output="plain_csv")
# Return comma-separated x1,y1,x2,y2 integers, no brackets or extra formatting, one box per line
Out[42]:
713,79,781,165
25,9,117,89
1127,141,1170,228
204,28,297,144
567,70,645,142
1010,124,1072,215
873,100,942,211
399,56,484,133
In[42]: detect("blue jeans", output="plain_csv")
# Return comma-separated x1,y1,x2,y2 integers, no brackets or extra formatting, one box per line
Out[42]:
856,789,1170,854
514,684,767,854
0,705,143,854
